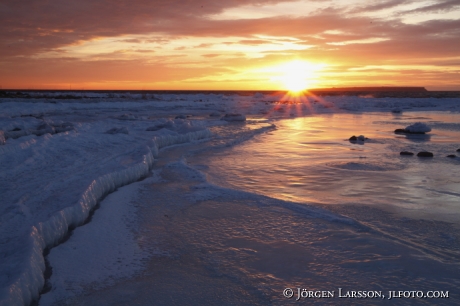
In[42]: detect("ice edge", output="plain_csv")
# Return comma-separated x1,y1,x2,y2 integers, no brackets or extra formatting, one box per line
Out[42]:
1,129,212,306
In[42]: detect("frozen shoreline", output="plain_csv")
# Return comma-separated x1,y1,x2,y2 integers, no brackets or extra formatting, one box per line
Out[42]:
40,150,460,306
1,93,460,305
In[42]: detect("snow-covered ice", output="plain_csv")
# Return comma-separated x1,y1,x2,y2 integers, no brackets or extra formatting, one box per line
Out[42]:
405,122,432,133
0,92,459,305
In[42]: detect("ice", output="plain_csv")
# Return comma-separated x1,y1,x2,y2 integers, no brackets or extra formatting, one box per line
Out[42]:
0,93,460,305
405,122,432,133
0,98,217,305
38,180,149,306
39,152,460,305
253,92,264,99
105,127,129,134
209,111,222,117
221,113,247,121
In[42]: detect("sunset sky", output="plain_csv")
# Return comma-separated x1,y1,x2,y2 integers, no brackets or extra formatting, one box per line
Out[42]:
1,0,459,90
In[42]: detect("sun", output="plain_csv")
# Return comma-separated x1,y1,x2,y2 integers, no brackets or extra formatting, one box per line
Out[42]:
279,60,313,92
275,60,320,93
257,60,325,93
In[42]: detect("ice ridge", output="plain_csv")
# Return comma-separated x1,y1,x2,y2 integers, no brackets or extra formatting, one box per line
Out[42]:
0,129,211,306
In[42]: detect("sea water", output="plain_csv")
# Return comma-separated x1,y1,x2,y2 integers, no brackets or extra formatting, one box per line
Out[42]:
190,112,460,224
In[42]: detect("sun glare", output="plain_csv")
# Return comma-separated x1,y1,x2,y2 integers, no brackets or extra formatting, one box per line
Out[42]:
273,60,323,93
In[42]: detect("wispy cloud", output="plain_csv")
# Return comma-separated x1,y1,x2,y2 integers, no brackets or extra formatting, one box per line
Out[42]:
404,0,460,13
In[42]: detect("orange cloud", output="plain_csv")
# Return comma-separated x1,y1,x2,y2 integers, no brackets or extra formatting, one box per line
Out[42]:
0,0,459,89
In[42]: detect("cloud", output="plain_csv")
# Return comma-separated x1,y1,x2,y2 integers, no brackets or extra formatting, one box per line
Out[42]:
194,43,214,48
238,39,276,45
1,0,459,89
351,0,413,13
133,49,155,53
119,38,144,43
201,54,222,57
1,0,458,59
404,0,460,13
0,0,299,56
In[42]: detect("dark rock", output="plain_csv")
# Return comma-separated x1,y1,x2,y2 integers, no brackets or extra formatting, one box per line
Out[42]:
175,115,187,119
400,151,414,156
447,155,456,158
394,128,426,135
417,151,433,157
11,127,21,131
349,135,367,142
457,149,460,152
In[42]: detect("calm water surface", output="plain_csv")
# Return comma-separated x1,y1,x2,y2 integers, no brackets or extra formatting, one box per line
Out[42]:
191,112,460,224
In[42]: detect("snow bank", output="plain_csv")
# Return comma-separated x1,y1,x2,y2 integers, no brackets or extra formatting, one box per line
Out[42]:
2,146,154,306
0,128,211,306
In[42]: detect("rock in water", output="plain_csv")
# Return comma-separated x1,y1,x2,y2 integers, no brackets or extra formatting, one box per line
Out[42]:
417,151,433,157
400,151,414,156
446,155,457,158
349,135,367,142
